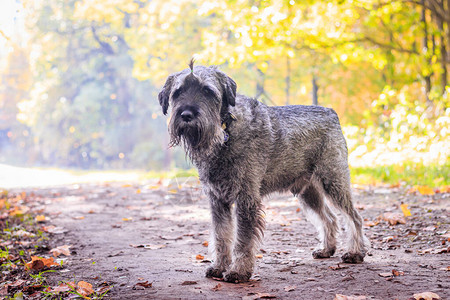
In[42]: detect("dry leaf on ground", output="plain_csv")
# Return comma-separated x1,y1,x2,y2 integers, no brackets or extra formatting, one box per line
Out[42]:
335,295,367,300
35,215,46,222
392,269,404,276
50,283,72,293
284,285,296,292
25,256,58,271
50,245,71,257
77,281,94,297
382,212,406,225
195,254,204,260
242,293,277,300
413,291,441,300
134,281,152,288
212,283,222,291
181,281,197,285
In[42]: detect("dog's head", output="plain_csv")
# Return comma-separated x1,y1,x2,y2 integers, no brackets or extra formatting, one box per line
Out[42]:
158,60,237,157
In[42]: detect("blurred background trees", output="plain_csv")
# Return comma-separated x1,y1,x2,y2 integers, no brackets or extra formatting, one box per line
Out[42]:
0,0,448,185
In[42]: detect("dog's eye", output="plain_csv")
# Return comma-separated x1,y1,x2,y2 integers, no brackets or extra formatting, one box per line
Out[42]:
172,88,182,99
202,86,216,98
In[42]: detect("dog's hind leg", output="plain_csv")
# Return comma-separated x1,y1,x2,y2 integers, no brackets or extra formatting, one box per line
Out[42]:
223,191,265,283
293,181,338,259
205,195,234,278
320,169,368,263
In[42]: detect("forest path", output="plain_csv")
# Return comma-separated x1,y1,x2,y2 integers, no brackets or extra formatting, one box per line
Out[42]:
12,180,449,299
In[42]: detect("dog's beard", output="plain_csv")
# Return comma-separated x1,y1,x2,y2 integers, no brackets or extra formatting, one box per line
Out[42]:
169,114,224,160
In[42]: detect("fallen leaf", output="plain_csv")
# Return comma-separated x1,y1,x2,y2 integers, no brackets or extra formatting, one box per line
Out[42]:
202,241,209,247
413,291,441,300
334,295,367,300
136,189,141,194
438,186,450,193
122,217,132,221
364,220,380,227
242,293,277,300
212,283,222,291
50,245,71,257
392,269,404,276
418,247,449,255
400,204,411,217
51,283,72,293
77,281,94,297
378,272,392,278
14,229,36,237
181,281,197,285
255,254,263,259
284,285,296,292
73,216,85,220
25,256,58,270
196,254,204,260
129,244,166,250
121,184,132,188
134,281,152,288
382,213,406,225
42,226,67,234
35,215,46,222
416,186,435,195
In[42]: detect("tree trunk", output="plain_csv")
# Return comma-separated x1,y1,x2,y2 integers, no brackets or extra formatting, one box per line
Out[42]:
256,68,265,101
421,1,432,101
312,75,318,106
436,3,448,93
285,56,290,105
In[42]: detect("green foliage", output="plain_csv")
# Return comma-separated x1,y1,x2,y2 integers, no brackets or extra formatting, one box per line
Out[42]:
351,162,450,187
0,0,448,182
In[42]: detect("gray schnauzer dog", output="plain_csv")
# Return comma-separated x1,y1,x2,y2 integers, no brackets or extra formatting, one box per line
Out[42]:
158,60,368,283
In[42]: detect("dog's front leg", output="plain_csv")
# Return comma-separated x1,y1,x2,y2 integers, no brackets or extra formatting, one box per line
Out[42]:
224,193,265,283
205,196,233,279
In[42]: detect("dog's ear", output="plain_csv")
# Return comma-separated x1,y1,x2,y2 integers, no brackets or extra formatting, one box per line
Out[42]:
221,74,236,107
158,75,175,115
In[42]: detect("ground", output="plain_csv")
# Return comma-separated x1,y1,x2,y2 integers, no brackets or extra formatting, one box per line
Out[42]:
1,175,449,300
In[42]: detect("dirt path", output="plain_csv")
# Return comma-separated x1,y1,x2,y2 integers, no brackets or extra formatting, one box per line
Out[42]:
12,180,449,299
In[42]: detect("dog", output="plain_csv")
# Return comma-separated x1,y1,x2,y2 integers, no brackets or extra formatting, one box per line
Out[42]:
158,60,368,283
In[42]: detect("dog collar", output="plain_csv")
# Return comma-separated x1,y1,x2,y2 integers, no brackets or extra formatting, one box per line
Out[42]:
221,112,237,143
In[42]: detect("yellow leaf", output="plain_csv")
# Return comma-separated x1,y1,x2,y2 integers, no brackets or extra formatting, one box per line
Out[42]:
255,254,263,259
136,189,141,194
202,241,208,247
35,215,46,222
195,254,204,260
417,186,435,195
122,217,132,221
400,204,411,217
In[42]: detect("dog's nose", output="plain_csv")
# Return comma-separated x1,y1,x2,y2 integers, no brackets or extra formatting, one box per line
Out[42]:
181,110,194,122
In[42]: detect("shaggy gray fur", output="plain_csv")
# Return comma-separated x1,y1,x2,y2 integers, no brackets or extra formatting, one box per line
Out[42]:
158,62,369,283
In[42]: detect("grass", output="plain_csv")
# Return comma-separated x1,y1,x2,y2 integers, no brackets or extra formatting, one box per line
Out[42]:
350,162,449,187
143,163,449,189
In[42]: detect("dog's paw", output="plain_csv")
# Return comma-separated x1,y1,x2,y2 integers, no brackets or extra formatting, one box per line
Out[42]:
341,252,365,264
223,271,251,283
205,267,224,278
312,247,336,259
